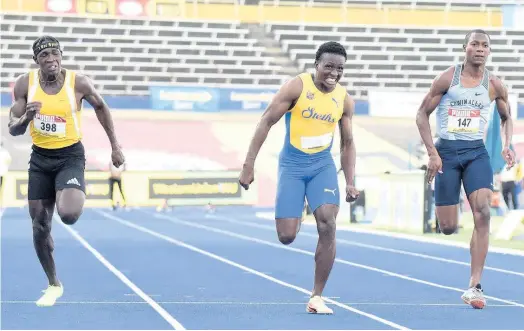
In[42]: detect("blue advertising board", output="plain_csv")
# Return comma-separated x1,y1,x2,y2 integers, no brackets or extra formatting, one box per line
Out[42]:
219,88,277,112
149,86,278,112
3,88,522,117
149,86,220,112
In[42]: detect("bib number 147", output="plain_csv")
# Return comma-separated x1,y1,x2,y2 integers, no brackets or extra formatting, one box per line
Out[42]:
457,118,471,128
448,108,480,133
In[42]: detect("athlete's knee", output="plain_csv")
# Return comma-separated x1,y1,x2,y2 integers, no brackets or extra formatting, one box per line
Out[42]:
277,232,297,245
57,204,82,225
469,189,491,228
437,217,458,235
56,189,85,225
472,203,490,229
439,223,458,235
436,205,459,235
314,215,336,243
275,217,300,245
313,205,337,237
58,209,81,225
316,214,335,231
29,202,53,233
32,213,52,241
32,218,52,236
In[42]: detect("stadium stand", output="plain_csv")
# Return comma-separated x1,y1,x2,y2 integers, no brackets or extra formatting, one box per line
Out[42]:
2,12,523,102
0,13,293,95
268,23,524,100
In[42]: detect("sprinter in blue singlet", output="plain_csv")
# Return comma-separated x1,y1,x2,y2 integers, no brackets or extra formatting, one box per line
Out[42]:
239,41,359,314
416,29,515,309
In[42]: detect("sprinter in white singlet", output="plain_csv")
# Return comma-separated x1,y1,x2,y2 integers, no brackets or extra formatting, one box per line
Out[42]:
416,29,515,309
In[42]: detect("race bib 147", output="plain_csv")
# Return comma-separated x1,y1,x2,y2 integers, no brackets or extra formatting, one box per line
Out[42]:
34,114,66,137
447,108,481,133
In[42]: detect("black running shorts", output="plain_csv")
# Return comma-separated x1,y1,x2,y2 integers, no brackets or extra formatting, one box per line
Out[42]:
28,141,86,201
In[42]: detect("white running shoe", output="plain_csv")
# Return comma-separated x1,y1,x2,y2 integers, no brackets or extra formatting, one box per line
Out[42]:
306,295,333,314
36,284,63,307
461,284,486,309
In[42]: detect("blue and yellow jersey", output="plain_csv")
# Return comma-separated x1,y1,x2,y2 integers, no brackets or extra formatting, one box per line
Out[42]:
28,69,83,149
280,73,346,163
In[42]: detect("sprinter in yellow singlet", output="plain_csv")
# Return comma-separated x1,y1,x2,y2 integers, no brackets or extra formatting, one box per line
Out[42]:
8,36,125,307
239,41,359,314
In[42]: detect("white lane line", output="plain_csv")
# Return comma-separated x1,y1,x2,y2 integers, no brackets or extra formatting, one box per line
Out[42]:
151,212,524,309
57,216,185,330
95,210,409,330
206,214,524,277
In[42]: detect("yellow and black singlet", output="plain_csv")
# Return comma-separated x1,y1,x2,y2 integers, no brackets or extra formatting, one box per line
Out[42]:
28,69,82,149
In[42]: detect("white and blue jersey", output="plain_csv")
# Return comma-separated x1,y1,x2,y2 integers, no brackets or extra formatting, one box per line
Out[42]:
433,64,494,206
435,63,492,141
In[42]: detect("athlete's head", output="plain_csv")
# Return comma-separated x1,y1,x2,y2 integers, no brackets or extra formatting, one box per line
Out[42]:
32,35,62,77
314,41,347,91
463,29,491,67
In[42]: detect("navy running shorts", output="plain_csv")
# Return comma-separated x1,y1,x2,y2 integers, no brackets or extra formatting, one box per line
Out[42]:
434,138,493,206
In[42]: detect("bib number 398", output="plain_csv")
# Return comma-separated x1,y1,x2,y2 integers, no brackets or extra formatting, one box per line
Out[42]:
40,122,57,132
447,109,480,133
34,114,66,137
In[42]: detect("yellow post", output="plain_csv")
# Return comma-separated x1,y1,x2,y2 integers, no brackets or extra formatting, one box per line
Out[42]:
192,0,198,18
299,2,306,24
233,0,239,20
257,1,263,23
341,0,347,24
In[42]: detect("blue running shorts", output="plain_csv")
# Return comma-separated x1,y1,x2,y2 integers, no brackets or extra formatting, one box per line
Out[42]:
434,138,493,206
275,158,340,219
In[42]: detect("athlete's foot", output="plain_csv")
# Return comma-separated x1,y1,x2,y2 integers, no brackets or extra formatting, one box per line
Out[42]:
306,295,333,314
461,284,486,309
36,283,63,307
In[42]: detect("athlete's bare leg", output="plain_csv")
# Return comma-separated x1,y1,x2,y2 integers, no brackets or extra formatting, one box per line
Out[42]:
311,204,338,297
275,205,337,297
56,188,85,225
29,199,59,286
467,188,492,287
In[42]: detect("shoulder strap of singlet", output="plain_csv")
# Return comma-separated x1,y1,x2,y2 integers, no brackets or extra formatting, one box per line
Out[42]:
64,69,72,89
335,84,347,100
27,69,39,102
299,72,312,86
69,69,76,88
481,67,490,91
449,64,461,89
63,69,79,113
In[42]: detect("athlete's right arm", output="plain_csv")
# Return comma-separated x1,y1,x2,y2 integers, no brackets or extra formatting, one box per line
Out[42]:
415,69,452,156
7,74,32,136
242,77,303,167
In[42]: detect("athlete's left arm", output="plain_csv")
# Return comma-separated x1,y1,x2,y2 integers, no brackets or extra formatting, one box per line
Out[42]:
75,74,120,151
339,92,356,186
493,78,513,147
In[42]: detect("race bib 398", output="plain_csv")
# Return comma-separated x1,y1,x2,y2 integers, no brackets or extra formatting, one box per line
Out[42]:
34,114,66,137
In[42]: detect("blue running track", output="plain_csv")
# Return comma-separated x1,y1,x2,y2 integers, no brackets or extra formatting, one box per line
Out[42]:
2,206,523,330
